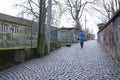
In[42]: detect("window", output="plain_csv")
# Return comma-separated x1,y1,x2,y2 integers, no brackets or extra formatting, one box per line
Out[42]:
11,25,19,33
14,26,19,33
2,23,8,32
0,34,2,39
10,27,14,33
61,30,66,36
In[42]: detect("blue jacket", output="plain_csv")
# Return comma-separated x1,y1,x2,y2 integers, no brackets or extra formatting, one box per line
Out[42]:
79,31,84,42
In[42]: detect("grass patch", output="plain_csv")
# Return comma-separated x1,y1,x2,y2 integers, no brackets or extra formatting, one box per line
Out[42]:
0,46,37,50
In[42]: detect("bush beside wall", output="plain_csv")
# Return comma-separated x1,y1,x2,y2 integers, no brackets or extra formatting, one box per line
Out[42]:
50,41,61,51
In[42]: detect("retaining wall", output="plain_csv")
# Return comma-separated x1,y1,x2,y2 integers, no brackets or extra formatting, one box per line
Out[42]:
98,11,120,65
0,48,36,70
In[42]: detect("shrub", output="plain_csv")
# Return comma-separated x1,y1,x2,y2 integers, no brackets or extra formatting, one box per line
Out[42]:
50,41,60,51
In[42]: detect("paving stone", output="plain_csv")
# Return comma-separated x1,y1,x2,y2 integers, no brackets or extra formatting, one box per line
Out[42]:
0,40,120,80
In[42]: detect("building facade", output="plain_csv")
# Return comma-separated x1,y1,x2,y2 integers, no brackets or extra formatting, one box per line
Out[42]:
0,13,38,48
0,13,79,48
50,26,58,42
51,27,79,46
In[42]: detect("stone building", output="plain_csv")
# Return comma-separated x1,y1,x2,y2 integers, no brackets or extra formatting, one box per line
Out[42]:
0,13,38,48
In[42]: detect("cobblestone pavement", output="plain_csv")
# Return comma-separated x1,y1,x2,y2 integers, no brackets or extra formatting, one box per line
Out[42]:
0,40,120,80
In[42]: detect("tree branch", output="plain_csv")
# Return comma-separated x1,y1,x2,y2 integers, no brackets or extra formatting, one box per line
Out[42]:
28,0,39,18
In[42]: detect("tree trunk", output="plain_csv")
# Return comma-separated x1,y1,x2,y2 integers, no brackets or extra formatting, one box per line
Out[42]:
111,0,115,16
37,0,46,57
45,0,52,55
119,1,120,9
75,19,82,31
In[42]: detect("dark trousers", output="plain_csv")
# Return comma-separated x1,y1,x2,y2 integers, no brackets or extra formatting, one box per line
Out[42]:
80,42,84,48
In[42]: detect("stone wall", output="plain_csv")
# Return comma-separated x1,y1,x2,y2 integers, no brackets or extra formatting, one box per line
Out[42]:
0,48,36,70
98,10,120,66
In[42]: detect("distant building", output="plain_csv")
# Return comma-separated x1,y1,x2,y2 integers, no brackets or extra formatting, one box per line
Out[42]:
0,13,38,47
51,27,79,46
0,13,79,48
50,26,58,42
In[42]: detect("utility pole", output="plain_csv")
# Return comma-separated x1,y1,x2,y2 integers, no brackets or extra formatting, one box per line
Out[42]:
85,14,86,30
45,0,52,55
91,28,93,39
84,14,87,36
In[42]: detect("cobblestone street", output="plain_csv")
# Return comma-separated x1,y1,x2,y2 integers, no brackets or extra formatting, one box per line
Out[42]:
0,40,120,80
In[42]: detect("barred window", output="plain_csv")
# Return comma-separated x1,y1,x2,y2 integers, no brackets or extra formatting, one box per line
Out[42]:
2,23,8,32
11,25,19,33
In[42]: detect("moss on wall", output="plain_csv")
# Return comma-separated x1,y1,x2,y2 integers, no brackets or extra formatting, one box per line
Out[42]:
0,50,15,69
44,45,48,55
0,48,36,70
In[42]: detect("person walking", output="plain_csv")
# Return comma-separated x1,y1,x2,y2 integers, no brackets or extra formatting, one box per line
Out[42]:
78,31,85,48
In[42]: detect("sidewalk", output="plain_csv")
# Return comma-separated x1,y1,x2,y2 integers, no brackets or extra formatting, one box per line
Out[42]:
0,40,120,80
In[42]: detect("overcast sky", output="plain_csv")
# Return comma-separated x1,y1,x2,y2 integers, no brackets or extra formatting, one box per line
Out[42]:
0,0,15,16
0,0,99,38
0,0,24,16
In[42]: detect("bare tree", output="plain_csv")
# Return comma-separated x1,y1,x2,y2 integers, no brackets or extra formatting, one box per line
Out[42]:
60,0,96,31
15,0,62,55
16,0,47,57
89,0,120,22
37,0,46,57
51,0,66,26
113,0,120,11
15,0,39,20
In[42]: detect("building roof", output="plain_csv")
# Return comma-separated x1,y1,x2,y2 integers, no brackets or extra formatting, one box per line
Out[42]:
59,27,78,30
51,26,58,31
0,13,38,26
50,26,78,32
